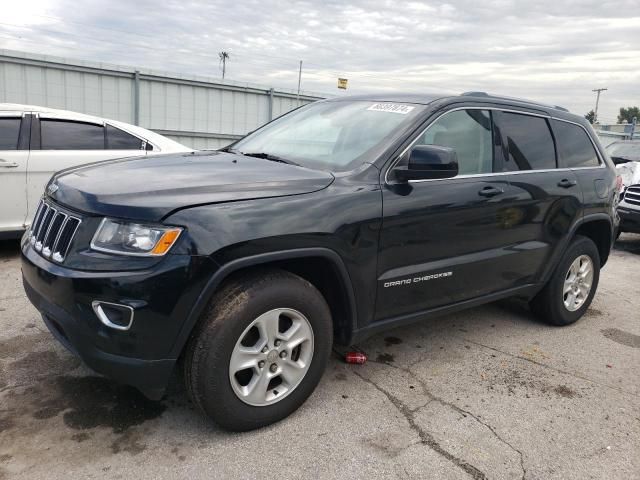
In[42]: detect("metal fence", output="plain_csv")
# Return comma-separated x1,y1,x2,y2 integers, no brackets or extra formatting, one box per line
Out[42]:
0,49,326,149
595,120,637,147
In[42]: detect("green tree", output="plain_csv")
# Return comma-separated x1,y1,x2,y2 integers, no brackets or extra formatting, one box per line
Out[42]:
585,110,596,124
618,106,640,124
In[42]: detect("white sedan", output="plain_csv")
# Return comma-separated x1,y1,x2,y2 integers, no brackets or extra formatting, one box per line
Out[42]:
0,104,192,238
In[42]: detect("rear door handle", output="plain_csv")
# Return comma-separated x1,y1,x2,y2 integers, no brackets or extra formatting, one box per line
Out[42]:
557,179,577,188
478,186,504,197
0,160,19,168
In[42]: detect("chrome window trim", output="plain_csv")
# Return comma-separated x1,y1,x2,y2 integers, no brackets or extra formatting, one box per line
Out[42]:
384,106,605,185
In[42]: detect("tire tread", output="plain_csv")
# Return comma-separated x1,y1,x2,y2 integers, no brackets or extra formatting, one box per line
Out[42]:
182,269,332,431
530,235,600,326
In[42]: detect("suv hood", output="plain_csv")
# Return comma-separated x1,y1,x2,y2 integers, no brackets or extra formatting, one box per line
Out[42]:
49,151,334,221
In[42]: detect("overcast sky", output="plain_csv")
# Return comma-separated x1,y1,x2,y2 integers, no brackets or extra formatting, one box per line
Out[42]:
2,0,638,123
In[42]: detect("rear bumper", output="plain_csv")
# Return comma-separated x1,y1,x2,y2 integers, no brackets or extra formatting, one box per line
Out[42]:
618,206,640,233
21,240,216,399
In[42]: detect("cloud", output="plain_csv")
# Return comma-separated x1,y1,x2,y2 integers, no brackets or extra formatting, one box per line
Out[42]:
1,0,638,122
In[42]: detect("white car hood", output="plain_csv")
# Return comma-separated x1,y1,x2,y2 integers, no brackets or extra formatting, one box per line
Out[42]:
616,161,640,190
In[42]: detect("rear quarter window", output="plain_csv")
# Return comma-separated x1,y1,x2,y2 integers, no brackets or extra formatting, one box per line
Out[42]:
553,120,600,168
106,125,144,150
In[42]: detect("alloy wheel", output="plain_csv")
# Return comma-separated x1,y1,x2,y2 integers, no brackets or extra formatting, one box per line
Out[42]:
563,254,594,312
229,308,314,406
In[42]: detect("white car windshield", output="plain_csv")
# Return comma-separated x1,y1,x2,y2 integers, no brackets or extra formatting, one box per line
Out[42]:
231,100,426,172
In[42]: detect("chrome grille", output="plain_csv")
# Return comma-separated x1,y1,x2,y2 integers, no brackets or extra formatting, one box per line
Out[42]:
624,185,640,207
28,199,81,263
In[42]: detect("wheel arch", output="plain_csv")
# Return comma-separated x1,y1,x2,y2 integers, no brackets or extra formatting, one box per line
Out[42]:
540,213,613,286
573,216,613,267
170,248,358,358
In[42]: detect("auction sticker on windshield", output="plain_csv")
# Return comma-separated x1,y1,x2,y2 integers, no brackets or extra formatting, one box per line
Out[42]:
367,103,415,114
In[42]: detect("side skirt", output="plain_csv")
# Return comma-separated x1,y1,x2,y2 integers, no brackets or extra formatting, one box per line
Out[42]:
349,283,541,344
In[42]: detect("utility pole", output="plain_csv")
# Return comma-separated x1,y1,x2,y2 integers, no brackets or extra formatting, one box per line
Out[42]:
297,60,302,101
592,88,607,124
219,51,230,79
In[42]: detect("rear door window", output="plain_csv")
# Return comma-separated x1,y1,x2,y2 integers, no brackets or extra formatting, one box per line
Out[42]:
553,120,600,168
0,118,22,150
40,119,105,150
496,112,556,171
106,125,144,150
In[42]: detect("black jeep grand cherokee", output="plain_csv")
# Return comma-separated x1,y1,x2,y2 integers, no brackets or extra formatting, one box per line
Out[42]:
22,92,618,431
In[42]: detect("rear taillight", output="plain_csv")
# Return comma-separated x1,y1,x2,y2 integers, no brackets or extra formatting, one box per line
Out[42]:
615,175,623,194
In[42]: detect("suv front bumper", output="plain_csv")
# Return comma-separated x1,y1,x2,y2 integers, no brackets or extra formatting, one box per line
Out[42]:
21,240,216,399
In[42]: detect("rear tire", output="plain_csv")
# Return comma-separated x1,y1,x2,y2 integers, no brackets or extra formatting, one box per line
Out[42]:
530,235,600,326
183,269,332,431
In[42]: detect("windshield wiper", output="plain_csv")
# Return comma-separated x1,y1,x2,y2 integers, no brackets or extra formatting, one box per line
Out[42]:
238,151,300,166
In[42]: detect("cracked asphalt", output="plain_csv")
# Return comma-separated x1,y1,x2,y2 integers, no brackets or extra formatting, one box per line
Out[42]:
1,235,640,479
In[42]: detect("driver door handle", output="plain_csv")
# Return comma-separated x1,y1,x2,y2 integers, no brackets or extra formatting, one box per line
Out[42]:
557,178,577,188
478,186,504,197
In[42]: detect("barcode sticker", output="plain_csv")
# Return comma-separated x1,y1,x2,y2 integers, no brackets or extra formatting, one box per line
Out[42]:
367,103,415,114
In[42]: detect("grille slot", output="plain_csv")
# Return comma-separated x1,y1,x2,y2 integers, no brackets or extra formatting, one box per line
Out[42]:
29,199,81,263
624,185,640,206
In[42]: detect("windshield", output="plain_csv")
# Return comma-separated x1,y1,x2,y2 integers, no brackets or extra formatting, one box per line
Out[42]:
606,142,640,160
231,100,426,172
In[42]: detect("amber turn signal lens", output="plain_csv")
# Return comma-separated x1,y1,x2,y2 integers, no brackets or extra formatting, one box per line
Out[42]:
150,229,182,255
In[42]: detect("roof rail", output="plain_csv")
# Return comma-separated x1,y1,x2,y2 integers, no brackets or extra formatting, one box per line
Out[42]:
459,91,569,113
461,91,489,97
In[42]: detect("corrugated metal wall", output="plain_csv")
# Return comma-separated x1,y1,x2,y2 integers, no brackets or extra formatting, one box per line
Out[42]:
0,49,325,149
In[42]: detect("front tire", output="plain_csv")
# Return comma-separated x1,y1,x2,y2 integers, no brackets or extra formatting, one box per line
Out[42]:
530,235,600,326
183,269,332,431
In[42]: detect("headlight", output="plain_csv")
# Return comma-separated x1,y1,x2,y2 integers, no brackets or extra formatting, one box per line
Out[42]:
91,218,182,256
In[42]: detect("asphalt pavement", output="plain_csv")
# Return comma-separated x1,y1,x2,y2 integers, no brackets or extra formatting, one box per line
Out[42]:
1,235,639,479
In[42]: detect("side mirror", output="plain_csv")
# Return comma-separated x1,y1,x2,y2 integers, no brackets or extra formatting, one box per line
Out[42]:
394,145,459,182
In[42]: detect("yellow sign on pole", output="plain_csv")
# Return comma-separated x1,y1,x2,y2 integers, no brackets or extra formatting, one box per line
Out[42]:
337,78,348,90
